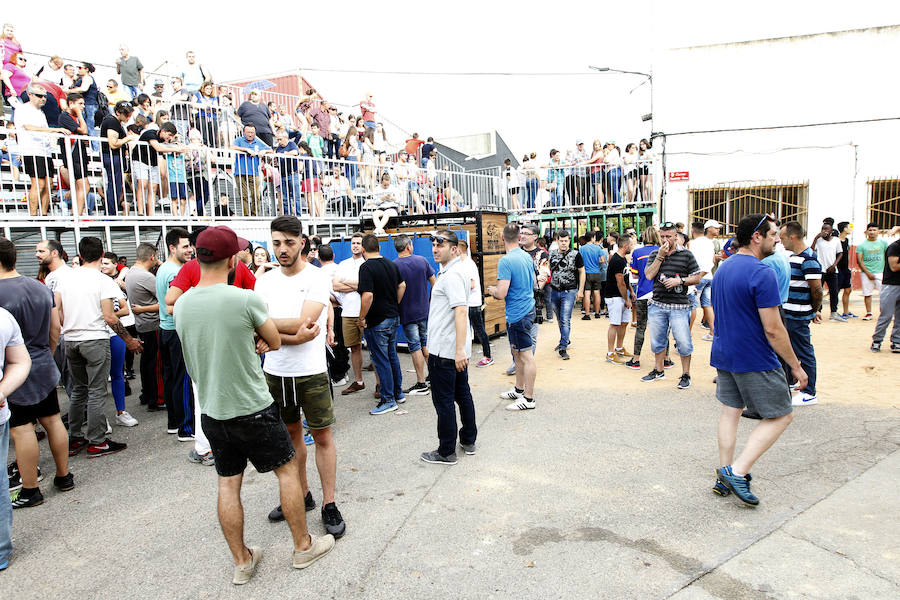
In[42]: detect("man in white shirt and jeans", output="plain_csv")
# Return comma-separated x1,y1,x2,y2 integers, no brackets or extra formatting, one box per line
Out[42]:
57,237,142,459
333,233,367,395
689,220,720,341
811,218,845,322
14,84,69,215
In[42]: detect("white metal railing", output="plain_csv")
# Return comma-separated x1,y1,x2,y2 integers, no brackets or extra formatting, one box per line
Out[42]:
0,131,505,222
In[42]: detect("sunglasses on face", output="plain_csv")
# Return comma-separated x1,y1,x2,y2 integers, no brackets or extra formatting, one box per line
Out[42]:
32,93,46,98
430,235,451,245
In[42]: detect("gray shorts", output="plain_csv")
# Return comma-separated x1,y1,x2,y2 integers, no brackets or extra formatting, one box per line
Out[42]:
716,368,792,419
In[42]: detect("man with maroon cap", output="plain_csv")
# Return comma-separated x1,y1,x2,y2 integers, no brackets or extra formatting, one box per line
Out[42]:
174,226,335,585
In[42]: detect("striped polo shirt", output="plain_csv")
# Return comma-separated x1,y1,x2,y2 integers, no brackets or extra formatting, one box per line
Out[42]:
785,247,822,321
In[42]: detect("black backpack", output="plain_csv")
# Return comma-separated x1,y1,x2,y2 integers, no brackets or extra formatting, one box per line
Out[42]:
94,92,111,126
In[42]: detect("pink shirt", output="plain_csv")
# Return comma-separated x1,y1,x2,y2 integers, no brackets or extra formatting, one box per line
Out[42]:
2,62,30,97
0,37,21,64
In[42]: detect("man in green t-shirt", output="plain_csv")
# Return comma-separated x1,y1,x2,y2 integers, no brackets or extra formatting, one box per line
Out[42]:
856,222,889,320
174,225,334,585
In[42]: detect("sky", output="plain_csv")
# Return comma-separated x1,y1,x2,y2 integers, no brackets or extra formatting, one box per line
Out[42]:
7,0,900,161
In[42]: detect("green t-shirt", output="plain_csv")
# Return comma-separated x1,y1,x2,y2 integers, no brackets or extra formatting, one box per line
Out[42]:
856,239,888,274
174,284,273,420
155,260,182,331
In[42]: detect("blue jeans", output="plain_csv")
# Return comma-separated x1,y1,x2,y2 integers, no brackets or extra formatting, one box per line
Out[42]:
110,335,126,412
695,278,713,308
784,318,817,395
102,154,124,214
648,304,693,356
542,286,553,320
344,157,358,190
280,173,304,215
550,289,576,349
525,179,538,209
0,420,11,566
84,104,99,151
428,354,477,457
550,182,564,207
364,317,404,404
606,167,622,204
125,85,140,99
402,319,427,353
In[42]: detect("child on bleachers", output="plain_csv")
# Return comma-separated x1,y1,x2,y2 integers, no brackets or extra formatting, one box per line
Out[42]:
0,122,22,181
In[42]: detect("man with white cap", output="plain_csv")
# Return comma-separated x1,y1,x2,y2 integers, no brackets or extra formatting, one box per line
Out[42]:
689,219,722,341
573,140,590,204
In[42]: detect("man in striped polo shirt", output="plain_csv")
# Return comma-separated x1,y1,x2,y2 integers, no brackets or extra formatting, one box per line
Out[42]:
779,221,823,406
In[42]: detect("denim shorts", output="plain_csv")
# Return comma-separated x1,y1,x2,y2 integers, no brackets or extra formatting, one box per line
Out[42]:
689,292,699,311
695,278,713,308
648,303,693,356
716,368,792,419
507,309,536,352
402,319,428,353
201,402,296,477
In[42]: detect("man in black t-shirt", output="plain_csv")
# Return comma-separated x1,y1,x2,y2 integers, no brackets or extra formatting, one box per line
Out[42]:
604,235,634,365
58,93,91,215
872,233,900,353
642,223,704,388
547,229,584,360
357,234,407,415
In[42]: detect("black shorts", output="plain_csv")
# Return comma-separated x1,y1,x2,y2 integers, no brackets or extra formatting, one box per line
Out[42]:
585,272,605,292
9,388,61,428
837,267,852,290
201,402,296,477
23,155,56,179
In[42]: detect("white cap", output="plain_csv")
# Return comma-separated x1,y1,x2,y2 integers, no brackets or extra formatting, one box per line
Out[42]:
704,219,722,230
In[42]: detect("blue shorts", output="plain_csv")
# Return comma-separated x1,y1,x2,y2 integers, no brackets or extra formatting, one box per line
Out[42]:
402,319,428,353
170,182,188,199
648,304,693,356
695,278,712,308
689,292,699,310
507,309,536,352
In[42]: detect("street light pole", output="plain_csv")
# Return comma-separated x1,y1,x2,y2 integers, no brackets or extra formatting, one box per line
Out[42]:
588,65,654,135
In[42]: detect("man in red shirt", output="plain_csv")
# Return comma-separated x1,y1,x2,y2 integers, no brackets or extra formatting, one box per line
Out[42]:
359,93,376,144
404,133,424,156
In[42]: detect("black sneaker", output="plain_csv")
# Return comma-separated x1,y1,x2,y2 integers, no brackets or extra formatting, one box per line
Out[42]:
268,491,317,522
305,490,316,511
404,382,430,396
321,503,346,539
870,342,881,352
594,313,602,319
125,368,136,380
8,464,42,492
892,343,900,354
663,359,675,369
581,314,591,321
677,373,691,390
700,321,710,330
11,487,44,509
559,349,570,360
624,358,641,370
53,472,75,491
86,439,127,458
68,437,88,456
641,369,665,382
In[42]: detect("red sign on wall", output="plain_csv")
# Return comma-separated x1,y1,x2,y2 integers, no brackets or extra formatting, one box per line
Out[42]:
668,171,690,182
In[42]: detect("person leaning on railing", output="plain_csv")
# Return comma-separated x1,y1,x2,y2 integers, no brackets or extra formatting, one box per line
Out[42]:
57,92,91,216
230,123,272,217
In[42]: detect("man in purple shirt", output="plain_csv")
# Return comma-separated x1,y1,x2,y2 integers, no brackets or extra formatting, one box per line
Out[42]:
393,235,435,396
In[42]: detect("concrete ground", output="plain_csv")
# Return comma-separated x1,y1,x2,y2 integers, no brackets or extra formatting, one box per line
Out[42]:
4,305,899,599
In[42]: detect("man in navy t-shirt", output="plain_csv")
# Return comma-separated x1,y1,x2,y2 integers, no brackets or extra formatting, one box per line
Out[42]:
393,234,435,397
710,213,807,507
488,222,537,411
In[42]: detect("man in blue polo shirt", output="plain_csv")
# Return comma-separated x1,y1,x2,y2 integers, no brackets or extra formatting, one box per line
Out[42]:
487,223,537,411
230,124,271,217
579,231,607,319
710,213,806,506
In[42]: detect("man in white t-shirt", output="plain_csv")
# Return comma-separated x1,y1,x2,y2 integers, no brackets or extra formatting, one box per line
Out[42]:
811,219,845,322
37,239,74,397
458,240,493,367
0,307,32,569
57,237,142,458
317,245,348,385
15,85,69,216
332,233,366,394
255,217,345,539
689,220,719,341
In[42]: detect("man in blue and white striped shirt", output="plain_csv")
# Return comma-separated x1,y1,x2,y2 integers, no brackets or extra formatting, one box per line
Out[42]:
780,222,824,406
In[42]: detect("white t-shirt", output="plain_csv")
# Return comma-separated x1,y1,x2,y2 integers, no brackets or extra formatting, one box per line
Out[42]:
106,285,135,336
255,265,330,377
814,236,842,270
45,263,73,295
58,267,122,341
319,261,340,302
459,258,483,307
14,102,52,156
0,307,25,424
334,256,364,317
689,236,715,280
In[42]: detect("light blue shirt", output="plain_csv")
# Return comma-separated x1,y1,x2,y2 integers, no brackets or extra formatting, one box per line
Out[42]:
762,251,791,304
155,260,181,331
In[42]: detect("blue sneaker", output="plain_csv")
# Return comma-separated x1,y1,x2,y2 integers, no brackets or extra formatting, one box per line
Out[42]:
846,312,859,319
302,419,308,428
304,432,314,446
716,466,759,506
712,480,731,496
369,400,398,415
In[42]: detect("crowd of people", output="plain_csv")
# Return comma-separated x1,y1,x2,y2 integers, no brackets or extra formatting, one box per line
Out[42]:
0,211,898,579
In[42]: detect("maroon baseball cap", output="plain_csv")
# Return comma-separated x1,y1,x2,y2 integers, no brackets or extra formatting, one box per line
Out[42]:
195,226,250,262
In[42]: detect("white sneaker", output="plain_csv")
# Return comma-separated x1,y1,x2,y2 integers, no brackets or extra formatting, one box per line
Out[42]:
829,313,847,322
791,392,818,406
701,334,714,342
332,376,349,386
505,398,536,411
116,411,139,427
499,388,523,400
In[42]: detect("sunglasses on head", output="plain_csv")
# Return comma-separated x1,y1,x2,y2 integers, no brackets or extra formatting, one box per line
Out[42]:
754,213,777,232
660,221,676,229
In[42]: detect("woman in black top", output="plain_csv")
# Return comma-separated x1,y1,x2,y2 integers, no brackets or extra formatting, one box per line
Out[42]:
69,62,99,143
100,101,137,215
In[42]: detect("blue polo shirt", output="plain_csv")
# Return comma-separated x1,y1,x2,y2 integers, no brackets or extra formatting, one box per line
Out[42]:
579,243,605,275
761,251,791,304
498,248,536,323
232,136,270,176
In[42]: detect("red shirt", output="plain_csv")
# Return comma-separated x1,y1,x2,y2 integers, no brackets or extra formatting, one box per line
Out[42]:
170,259,256,291
404,138,424,155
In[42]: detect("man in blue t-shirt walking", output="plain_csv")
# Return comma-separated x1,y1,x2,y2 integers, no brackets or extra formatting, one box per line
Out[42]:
710,214,807,506
488,223,537,411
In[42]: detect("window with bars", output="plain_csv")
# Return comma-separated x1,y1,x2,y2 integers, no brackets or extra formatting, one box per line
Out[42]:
867,179,900,228
688,182,809,234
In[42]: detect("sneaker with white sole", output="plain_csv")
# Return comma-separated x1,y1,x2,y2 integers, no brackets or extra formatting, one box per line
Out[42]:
701,333,714,342
476,357,494,367
505,398,536,410
499,388,524,400
116,411,139,427
188,449,215,466
232,546,262,585
292,534,335,569
829,313,847,322
405,382,430,396
862,313,873,321
791,392,818,406
641,369,665,382
331,376,348,386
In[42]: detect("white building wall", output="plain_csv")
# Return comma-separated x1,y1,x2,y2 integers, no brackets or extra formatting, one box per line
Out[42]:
653,26,900,241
